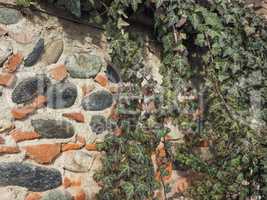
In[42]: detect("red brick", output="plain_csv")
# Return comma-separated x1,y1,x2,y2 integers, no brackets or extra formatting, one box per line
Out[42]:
0,136,5,144
74,189,86,200
25,192,42,200
49,63,68,81
0,73,15,87
85,144,97,151
63,176,71,188
61,143,83,152
23,144,61,164
31,96,47,109
11,106,35,120
95,73,108,87
3,53,23,73
0,146,20,154
10,129,40,142
63,112,85,123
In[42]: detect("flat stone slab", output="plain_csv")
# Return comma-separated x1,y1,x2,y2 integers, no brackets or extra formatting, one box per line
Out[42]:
24,38,45,66
0,8,22,25
46,82,77,109
31,119,75,139
41,39,64,65
106,64,120,83
65,53,103,79
82,90,113,111
0,162,62,192
11,75,50,104
90,115,107,134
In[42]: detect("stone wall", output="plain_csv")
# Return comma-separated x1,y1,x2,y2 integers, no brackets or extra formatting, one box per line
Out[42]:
0,5,117,200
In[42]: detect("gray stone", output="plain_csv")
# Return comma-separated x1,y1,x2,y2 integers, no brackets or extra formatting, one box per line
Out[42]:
0,44,12,67
11,75,50,104
31,119,74,139
46,82,77,109
106,64,120,83
0,162,62,192
41,190,72,200
90,115,106,134
65,53,103,79
63,151,93,172
0,8,22,25
42,39,64,65
82,90,113,111
24,38,45,66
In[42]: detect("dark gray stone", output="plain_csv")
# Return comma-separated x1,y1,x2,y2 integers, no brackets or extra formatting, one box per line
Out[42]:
82,90,113,111
31,119,74,139
90,115,106,134
0,162,62,192
46,82,77,109
24,38,45,66
11,75,50,104
106,64,120,83
65,53,103,79
41,190,72,200
0,8,22,25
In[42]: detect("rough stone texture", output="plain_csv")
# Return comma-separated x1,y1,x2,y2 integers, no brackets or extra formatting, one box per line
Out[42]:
41,39,64,65
47,82,77,109
31,119,75,139
0,8,22,24
65,53,103,79
62,151,94,172
82,90,113,111
41,190,72,200
0,186,28,200
90,115,107,134
24,38,45,66
0,162,62,191
11,75,50,104
0,44,12,67
0,119,14,133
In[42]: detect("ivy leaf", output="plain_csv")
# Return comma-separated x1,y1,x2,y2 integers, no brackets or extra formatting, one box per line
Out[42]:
122,182,135,200
156,0,164,8
117,18,129,29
